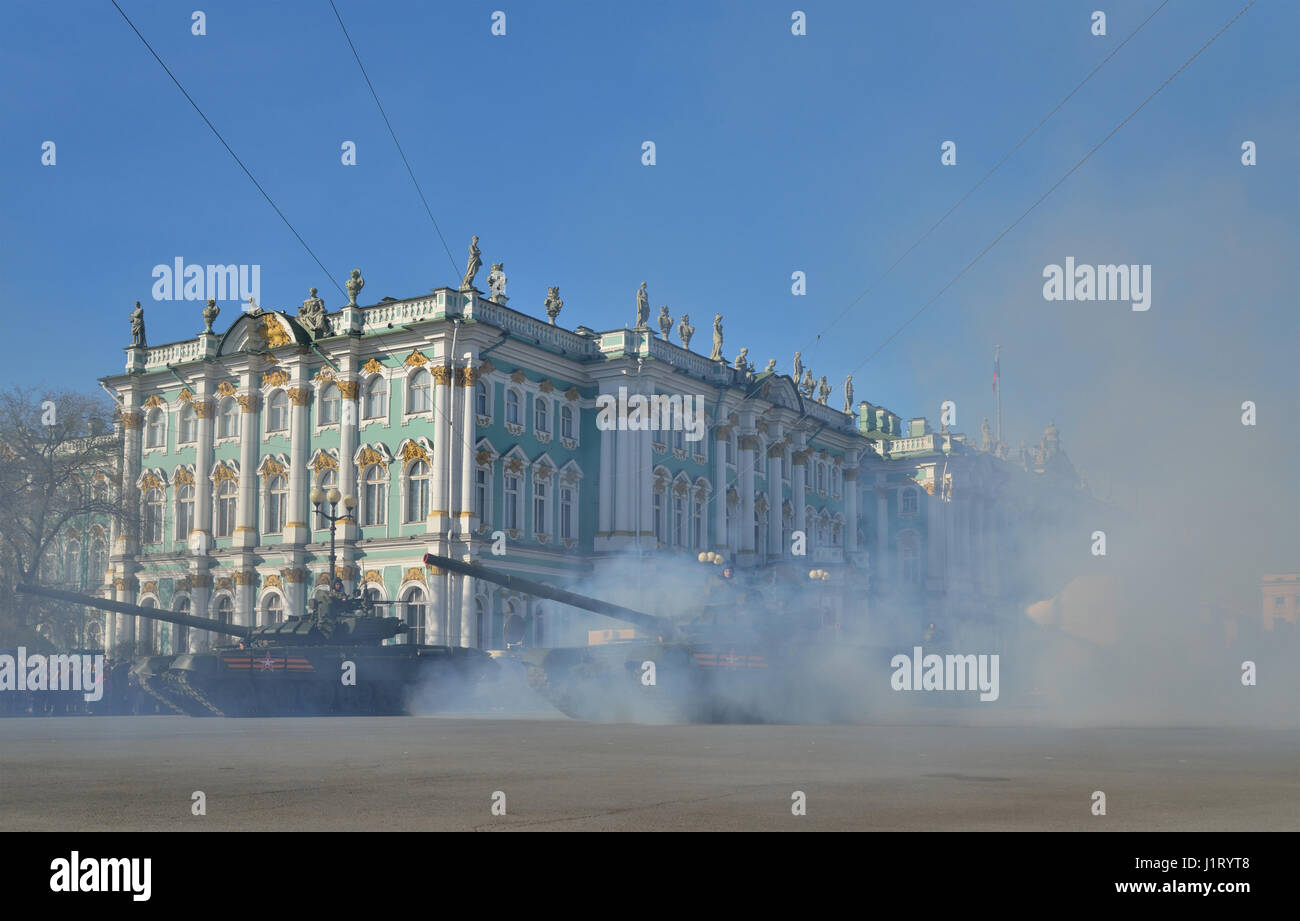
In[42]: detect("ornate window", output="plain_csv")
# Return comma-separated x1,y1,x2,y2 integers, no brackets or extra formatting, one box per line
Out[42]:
265,475,288,534
89,539,107,581
559,486,575,541
362,465,387,527
402,586,427,645
535,398,549,434
505,389,521,426
143,488,164,543
262,593,284,625
503,473,520,531
673,493,686,547
217,397,238,438
172,596,190,653
533,479,549,536
900,486,919,518
561,404,574,440
816,462,827,494
407,369,432,414
692,487,706,549
319,383,340,425
176,484,195,541
266,391,289,433
145,408,165,449
315,470,337,529
474,467,489,523
178,403,197,444
63,541,80,584
653,489,665,544
214,479,237,538
901,531,920,584
214,595,234,625
364,375,387,420
475,379,490,418
405,460,431,523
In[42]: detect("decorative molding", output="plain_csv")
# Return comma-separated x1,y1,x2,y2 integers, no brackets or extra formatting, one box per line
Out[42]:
363,569,382,584
211,463,239,484
564,386,580,402
403,567,424,584
477,358,495,376
178,388,194,403
193,400,214,418
404,349,430,367
362,357,385,375
262,369,290,389
236,392,262,413
313,368,334,384
538,379,555,393
258,314,293,348
120,412,142,430
140,581,158,595
431,365,452,386
216,381,238,397
232,571,255,587
336,380,359,400
173,467,195,487
287,386,311,406
282,569,307,584
215,577,233,592
309,450,339,474
263,574,283,589
400,440,429,464
143,394,166,410
258,456,287,478
139,472,165,491
457,367,476,386
356,444,390,470
509,369,526,384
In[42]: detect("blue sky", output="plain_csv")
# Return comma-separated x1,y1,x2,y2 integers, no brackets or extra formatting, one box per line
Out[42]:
4,0,1297,570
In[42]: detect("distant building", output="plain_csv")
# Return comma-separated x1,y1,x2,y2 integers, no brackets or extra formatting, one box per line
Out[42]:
1260,574,1300,632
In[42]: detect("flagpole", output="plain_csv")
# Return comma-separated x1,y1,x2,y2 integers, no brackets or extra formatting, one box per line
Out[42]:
994,345,1002,448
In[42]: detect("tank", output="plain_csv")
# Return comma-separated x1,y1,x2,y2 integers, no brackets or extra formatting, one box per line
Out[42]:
16,582,495,717
423,553,892,723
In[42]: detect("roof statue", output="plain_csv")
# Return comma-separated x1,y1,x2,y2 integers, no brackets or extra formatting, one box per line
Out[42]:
298,287,329,338
816,376,831,405
792,351,803,383
544,287,564,325
460,236,481,292
709,313,724,361
657,305,673,340
842,375,853,413
635,282,650,329
129,301,146,348
202,298,220,335
488,263,508,303
678,313,694,350
345,268,365,307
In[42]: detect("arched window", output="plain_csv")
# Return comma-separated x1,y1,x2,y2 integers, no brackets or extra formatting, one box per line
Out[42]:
176,484,195,541
145,408,165,448
265,475,288,533
143,488,164,543
178,403,196,444
900,487,919,518
653,488,665,544
533,479,549,535
262,593,284,625
89,539,107,581
402,586,427,645
405,460,431,523
503,473,520,530
535,397,549,434
673,492,686,547
315,470,337,529
693,491,705,549
901,532,920,584
364,375,387,420
474,466,489,523
172,596,190,654
218,397,238,438
475,379,490,417
266,391,289,432
319,383,340,425
362,465,387,527
561,405,574,439
474,596,486,649
505,389,521,425
63,541,80,584
559,485,575,541
138,597,156,651
214,479,237,538
214,595,233,625
407,369,431,413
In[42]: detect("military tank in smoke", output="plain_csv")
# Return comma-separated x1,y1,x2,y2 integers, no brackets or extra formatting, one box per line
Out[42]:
423,553,885,723
16,582,495,717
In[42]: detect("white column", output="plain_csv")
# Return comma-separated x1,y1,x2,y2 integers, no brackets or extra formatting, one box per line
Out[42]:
928,485,946,592
844,467,859,553
430,364,452,537
284,373,311,545
738,433,756,561
234,369,261,550
713,427,728,550
875,482,889,586
336,371,359,581
791,443,807,537
598,425,613,538
767,443,783,557
459,360,479,538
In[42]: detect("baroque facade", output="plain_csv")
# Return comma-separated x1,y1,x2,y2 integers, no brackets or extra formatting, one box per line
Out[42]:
81,273,1090,653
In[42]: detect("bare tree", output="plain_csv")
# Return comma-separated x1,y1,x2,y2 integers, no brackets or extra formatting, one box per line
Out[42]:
0,388,131,645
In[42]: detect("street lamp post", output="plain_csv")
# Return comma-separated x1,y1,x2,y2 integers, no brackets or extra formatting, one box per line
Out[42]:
310,486,357,589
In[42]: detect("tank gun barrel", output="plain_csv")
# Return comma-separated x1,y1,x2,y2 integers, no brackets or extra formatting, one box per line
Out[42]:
422,553,672,639
17,583,253,640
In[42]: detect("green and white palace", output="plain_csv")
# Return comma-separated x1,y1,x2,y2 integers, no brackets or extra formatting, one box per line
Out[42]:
88,268,1091,654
